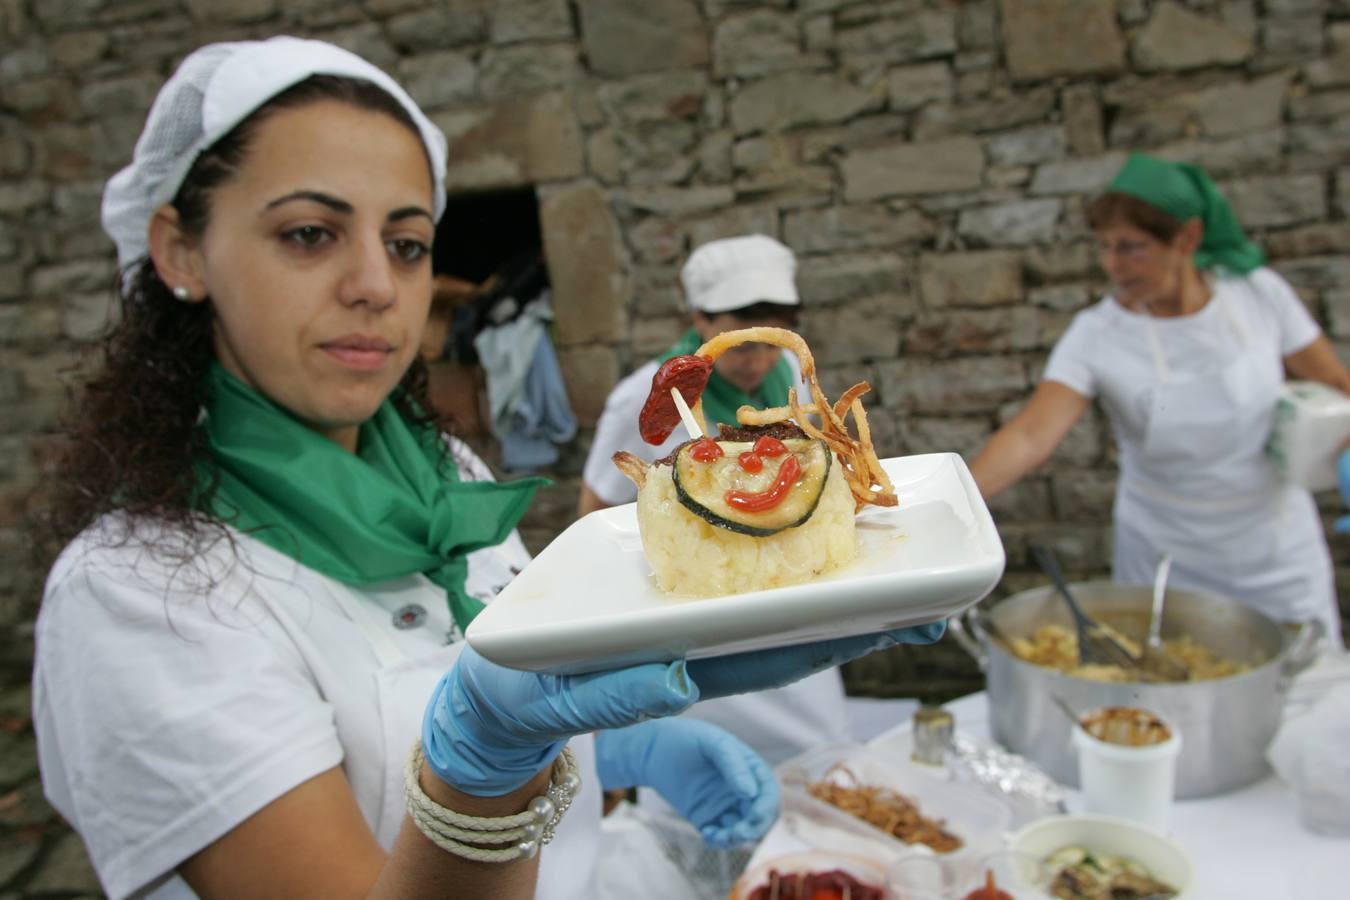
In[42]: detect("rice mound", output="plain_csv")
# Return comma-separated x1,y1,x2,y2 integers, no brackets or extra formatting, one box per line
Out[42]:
635,457,857,597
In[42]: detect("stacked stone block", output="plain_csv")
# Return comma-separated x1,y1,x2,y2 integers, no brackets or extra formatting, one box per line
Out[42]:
2,0,1349,889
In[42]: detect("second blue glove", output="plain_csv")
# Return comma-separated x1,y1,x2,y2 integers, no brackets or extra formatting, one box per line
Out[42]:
595,718,779,848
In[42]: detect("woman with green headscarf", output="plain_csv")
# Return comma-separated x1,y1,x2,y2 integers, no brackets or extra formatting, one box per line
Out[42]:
970,153,1350,642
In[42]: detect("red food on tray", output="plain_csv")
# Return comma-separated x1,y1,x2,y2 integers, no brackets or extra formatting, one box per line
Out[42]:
746,867,887,900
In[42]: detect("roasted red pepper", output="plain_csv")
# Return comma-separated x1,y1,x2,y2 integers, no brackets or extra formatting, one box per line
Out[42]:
746,869,885,900
638,354,714,445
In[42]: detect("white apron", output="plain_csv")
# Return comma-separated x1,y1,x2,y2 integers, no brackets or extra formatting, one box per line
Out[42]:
327,583,604,898
1111,295,1340,640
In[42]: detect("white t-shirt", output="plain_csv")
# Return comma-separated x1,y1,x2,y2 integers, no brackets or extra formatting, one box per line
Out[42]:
32,442,601,900
1042,267,1320,496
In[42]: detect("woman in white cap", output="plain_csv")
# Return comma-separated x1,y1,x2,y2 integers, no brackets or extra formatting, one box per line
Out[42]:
580,234,806,515
579,234,852,775
32,37,944,900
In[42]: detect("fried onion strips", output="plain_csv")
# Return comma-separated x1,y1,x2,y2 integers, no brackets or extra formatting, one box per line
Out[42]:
694,326,897,510
611,450,648,490
805,764,963,854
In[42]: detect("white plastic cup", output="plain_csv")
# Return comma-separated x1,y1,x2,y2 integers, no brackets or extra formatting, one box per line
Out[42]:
884,855,952,900
1072,709,1181,833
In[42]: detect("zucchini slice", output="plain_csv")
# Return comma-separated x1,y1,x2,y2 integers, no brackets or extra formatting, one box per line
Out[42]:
672,438,832,536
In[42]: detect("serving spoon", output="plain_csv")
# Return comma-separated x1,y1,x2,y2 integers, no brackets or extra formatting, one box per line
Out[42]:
1138,554,1189,681
1030,544,1141,671
1051,694,1087,733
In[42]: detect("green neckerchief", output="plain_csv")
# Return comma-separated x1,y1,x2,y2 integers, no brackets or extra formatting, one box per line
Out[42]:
199,364,544,630
1108,152,1265,275
658,328,795,432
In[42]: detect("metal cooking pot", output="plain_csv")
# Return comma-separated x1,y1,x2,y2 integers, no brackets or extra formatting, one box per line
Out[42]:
950,581,1320,799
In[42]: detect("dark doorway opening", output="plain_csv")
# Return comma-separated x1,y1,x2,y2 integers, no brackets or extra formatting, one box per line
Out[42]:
434,187,543,284
423,187,552,443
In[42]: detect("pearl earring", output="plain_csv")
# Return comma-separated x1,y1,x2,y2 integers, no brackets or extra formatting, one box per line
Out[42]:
172,286,191,301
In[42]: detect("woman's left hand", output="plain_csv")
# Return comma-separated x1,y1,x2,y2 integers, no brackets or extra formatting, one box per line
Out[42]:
595,719,779,848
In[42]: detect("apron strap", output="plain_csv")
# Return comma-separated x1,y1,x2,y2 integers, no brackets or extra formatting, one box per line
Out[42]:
1121,472,1281,512
1145,317,1171,383
1143,287,1249,384
1218,291,1248,345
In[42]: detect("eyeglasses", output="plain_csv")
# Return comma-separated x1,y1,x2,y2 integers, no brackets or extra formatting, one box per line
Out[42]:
1096,239,1154,259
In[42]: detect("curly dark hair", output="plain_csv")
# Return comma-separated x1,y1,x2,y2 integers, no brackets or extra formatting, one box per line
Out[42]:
39,75,448,569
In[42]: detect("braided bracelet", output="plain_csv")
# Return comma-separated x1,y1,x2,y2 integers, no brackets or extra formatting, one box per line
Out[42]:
404,743,581,863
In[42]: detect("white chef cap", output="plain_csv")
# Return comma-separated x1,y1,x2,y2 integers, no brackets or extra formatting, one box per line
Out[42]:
101,35,449,268
680,234,799,315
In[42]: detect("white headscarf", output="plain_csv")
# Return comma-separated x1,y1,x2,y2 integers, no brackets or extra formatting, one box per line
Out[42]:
101,35,448,267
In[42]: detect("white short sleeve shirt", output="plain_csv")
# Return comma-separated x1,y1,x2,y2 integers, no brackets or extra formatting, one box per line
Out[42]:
1042,267,1320,455
31,441,558,900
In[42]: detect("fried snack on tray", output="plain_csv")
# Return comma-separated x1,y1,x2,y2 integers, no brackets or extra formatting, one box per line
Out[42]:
615,422,858,597
635,327,896,511
806,763,964,854
613,327,896,597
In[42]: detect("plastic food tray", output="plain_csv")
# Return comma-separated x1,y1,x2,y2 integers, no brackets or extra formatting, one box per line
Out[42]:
775,742,1012,889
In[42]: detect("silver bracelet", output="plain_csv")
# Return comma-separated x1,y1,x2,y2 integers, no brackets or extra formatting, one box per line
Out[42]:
404,742,581,863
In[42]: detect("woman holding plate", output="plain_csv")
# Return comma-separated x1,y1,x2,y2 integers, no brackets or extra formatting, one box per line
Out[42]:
970,153,1350,643
32,36,944,900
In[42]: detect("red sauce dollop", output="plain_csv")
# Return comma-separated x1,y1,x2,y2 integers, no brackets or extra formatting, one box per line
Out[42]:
690,437,724,462
752,435,788,457
725,454,800,513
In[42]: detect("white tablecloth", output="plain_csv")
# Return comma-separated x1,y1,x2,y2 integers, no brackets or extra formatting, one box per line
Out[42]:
750,685,1348,899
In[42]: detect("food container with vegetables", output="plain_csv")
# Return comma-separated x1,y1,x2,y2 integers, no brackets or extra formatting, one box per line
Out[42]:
776,744,1012,890
1009,814,1192,899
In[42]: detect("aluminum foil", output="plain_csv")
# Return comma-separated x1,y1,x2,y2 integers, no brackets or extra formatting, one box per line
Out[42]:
947,734,1068,827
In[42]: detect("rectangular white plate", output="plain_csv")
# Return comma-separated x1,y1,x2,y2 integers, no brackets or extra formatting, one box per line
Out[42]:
466,452,1005,675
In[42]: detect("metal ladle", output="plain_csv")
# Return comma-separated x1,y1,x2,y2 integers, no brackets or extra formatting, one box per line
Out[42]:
1138,554,1190,681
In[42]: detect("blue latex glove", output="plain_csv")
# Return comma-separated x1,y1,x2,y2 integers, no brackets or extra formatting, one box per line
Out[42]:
1337,450,1350,533
424,645,698,796
686,620,946,701
425,622,944,796
595,719,779,848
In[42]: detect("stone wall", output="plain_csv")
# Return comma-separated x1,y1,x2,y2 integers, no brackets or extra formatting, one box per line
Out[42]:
2,0,1350,892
